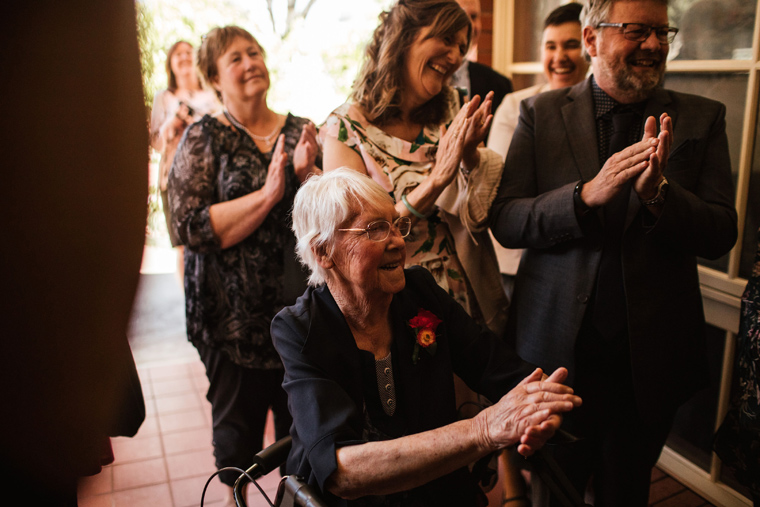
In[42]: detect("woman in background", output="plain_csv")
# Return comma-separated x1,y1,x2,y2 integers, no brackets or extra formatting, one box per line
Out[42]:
169,26,320,505
714,227,760,505
150,40,220,280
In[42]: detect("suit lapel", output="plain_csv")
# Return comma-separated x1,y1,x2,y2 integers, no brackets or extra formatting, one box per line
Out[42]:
563,79,600,184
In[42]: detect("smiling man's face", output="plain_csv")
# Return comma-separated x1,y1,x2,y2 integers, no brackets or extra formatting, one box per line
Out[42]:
584,0,669,103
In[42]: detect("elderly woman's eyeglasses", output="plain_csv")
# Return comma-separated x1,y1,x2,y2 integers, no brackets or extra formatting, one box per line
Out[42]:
338,217,412,242
596,23,679,44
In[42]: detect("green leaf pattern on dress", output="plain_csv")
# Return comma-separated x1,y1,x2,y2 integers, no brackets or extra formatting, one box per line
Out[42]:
321,89,471,315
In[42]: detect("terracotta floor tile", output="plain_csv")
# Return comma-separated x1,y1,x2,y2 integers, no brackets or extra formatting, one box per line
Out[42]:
112,434,163,463
78,466,112,497
143,396,158,417
171,474,227,507
137,367,151,384
138,371,154,399
190,361,206,376
112,482,173,507
649,476,687,504
150,362,194,381
159,407,209,433
653,489,710,507
151,376,195,397
202,403,214,426
77,493,113,507
162,427,213,455
652,466,667,481
165,448,217,481
133,415,160,439
193,373,210,392
155,391,203,414
112,457,168,491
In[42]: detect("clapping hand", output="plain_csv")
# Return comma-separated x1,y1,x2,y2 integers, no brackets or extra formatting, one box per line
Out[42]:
432,109,470,190
263,134,288,204
634,113,671,201
475,367,581,458
294,121,320,182
432,92,494,187
581,134,658,209
461,91,494,170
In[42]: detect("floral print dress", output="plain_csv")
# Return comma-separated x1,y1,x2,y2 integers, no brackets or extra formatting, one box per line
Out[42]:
168,113,311,368
321,88,472,314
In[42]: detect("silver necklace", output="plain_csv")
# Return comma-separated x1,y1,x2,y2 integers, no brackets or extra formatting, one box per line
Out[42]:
224,108,280,146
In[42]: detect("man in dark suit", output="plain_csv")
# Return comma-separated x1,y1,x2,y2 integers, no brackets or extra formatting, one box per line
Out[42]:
488,0,737,505
452,0,513,112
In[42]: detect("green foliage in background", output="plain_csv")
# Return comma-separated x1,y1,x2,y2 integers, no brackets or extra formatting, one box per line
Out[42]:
135,0,252,114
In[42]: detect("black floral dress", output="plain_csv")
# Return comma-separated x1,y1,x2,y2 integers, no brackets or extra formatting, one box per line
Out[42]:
168,113,310,368
714,228,760,499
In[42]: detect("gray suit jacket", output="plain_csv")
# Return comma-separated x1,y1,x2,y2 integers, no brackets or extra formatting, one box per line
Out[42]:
488,77,737,423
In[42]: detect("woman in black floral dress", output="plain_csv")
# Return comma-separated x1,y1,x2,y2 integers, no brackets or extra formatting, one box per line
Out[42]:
715,228,760,504
168,25,320,505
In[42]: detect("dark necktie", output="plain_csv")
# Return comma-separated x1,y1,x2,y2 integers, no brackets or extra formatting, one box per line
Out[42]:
592,110,638,339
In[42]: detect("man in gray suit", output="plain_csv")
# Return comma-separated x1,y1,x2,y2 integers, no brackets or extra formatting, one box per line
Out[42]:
488,0,737,504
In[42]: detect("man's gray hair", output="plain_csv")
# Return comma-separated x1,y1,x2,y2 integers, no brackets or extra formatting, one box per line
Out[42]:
292,168,396,287
580,0,669,57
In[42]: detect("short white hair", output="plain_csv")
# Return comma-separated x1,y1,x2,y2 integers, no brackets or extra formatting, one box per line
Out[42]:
292,168,395,287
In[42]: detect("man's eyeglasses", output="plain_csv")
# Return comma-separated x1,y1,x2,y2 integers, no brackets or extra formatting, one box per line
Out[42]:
338,217,412,242
596,23,679,44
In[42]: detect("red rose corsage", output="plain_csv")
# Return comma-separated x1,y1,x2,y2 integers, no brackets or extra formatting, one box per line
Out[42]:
408,308,442,364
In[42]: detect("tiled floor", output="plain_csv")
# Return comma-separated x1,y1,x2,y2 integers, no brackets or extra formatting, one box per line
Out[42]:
77,358,281,507
76,258,719,507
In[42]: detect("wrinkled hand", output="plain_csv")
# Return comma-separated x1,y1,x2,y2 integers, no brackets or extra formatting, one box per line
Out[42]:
475,367,581,458
293,121,320,182
634,113,671,201
581,136,658,209
263,134,288,204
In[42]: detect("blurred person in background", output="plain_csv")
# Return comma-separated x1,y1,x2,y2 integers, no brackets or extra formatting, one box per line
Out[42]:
150,40,220,282
450,0,513,132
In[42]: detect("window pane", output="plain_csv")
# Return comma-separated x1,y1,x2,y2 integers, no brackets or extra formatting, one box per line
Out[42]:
669,0,756,61
740,111,760,280
513,0,563,63
666,324,727,471
663,73,747,273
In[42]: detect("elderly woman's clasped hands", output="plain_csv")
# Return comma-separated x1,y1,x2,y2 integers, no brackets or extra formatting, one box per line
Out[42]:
474,366,581,458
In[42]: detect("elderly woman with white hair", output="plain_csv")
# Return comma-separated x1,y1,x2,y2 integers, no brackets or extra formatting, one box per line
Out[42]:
271,168,582,506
